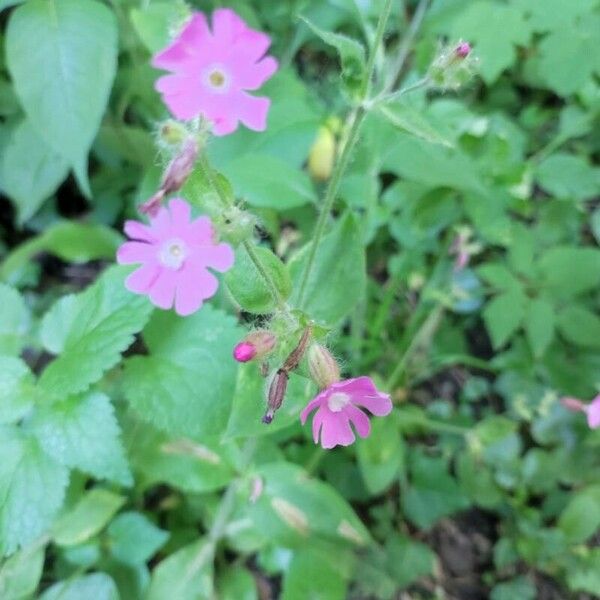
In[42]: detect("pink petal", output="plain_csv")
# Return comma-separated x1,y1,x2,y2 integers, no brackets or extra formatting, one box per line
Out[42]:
234,93,270,131
117,241,154,265
124,220,158,243
233,28,272,62
212,116,239,136
300,394,325,425
152,13,211,70
311,407,325,444
157,88,206,121
320,411,355,449
168,198,192,229
173,260,219,316
155,74,198,95
148,269,177,310
211,8,248,43
586,395,600,429
338,377,393,416
187,216,213,243
149,206,171,236
125,263,161,294
345,405,371,439
235,56,278,90
204,243,234,272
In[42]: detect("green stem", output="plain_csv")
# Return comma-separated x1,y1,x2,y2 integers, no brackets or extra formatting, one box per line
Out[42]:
197,153,289,314
297,0,394,308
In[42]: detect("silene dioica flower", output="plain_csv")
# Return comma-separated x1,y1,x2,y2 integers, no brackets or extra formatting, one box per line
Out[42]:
117,198,233,316
561,394,600,429
152,8,278,135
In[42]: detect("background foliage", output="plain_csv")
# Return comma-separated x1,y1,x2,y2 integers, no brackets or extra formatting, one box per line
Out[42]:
1,0,599,598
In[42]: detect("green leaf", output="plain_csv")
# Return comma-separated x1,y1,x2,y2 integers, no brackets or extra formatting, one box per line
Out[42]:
130,2,183,53
536,153,600,200
491,576,535,600
524,298,555,358
557,305,600,349
402,452,469,529
0,542,45,599
384,534,435,589
377,103,453,147
300,17,365,94
357,416,405,495
477,264,521,292
5,0,118,194
539,247,600,297
289,213,366,325
30,391,132,486
123,307,241,440
52,489,124,547
147,539,214,600
225,367,312,440
0,284,29,356
225,246,292,314
450,1,531,83
567,549,600,595
40,573,119,600
0,118,69,223
217,568,258,600
127,421,234,493
483,288,527,349
224,154,316,210
38,266,153,397
250,462,369,547
0,426,68,556
0,356,35,425
107,511,169,566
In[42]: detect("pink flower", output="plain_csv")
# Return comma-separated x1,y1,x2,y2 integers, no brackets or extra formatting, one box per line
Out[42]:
117,198,234,316
300,377,393,449
152,9,278,136
561,394,600,429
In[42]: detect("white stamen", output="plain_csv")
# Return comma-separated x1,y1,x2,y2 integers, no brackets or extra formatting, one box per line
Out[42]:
328,392,350,413
158,238,188,270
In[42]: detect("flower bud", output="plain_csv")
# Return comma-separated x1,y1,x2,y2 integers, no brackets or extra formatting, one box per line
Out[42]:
428,40,477,91
233,330,277,363
307,344,340,389
264,369,288,424
561,397,585,413
161,137,199,194
308,126,336,181
455,42,471,58
158,120,188,146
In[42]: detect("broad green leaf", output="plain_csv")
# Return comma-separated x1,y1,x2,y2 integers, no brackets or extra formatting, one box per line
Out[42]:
123,307,240,440
536,153,600,200
0,222,123,283
130,2,184,54
224,154,316,210
539,247,600,297
289,213,366,325
38,266,153,397
217,568,257,600
40,573,119,600
5,0,118,194
357,416,405,495
300,17,366,94
456,453,503,509
250,462,370,547
524,298,555,358
147,539,214,600
512,0,597,32
0,427,68,556
450,1,531,83
491,576,535,600
29,392,132,485
225,245,292,314
0,284,28,356
402,452,469,529
0,356,35,424
107,512,169,566
483,288,527,349
0,542,45,599
0,118,69,223
127,421,234,493
567,549,600,595
477,264,521,292
52,489,124,547
384,534,435,589
377,103,453,147
225,366,313,440
557,305,600,349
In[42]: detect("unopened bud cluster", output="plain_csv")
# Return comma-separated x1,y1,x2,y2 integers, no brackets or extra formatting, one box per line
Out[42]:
429,40,476,91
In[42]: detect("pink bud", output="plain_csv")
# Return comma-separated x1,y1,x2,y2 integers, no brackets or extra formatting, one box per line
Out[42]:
455,42,471,58
233,341,256,362
161,137,199,194
561,397,585,413
139,190,165,217
307,344,340,389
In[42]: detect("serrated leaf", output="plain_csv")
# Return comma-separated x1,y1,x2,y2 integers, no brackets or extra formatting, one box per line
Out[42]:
225,246,292,314
289,213,366,325
0,356,35,424
0,118,69,223
0,426,68,556
29,392,132,486
38,266,153,397
524,298,555,358
557,305,600,349
107,511,169,566
300,17,366,93
482,288,527,349
52,489,124,546
123,307,240,440
147,539,214,600
0,284,29,356
5,0,118,194
40,573,119,600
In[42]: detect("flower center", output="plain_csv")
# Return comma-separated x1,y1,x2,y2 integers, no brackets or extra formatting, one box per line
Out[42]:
158,238,188,270
204,65,230,93
327,392,350,413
